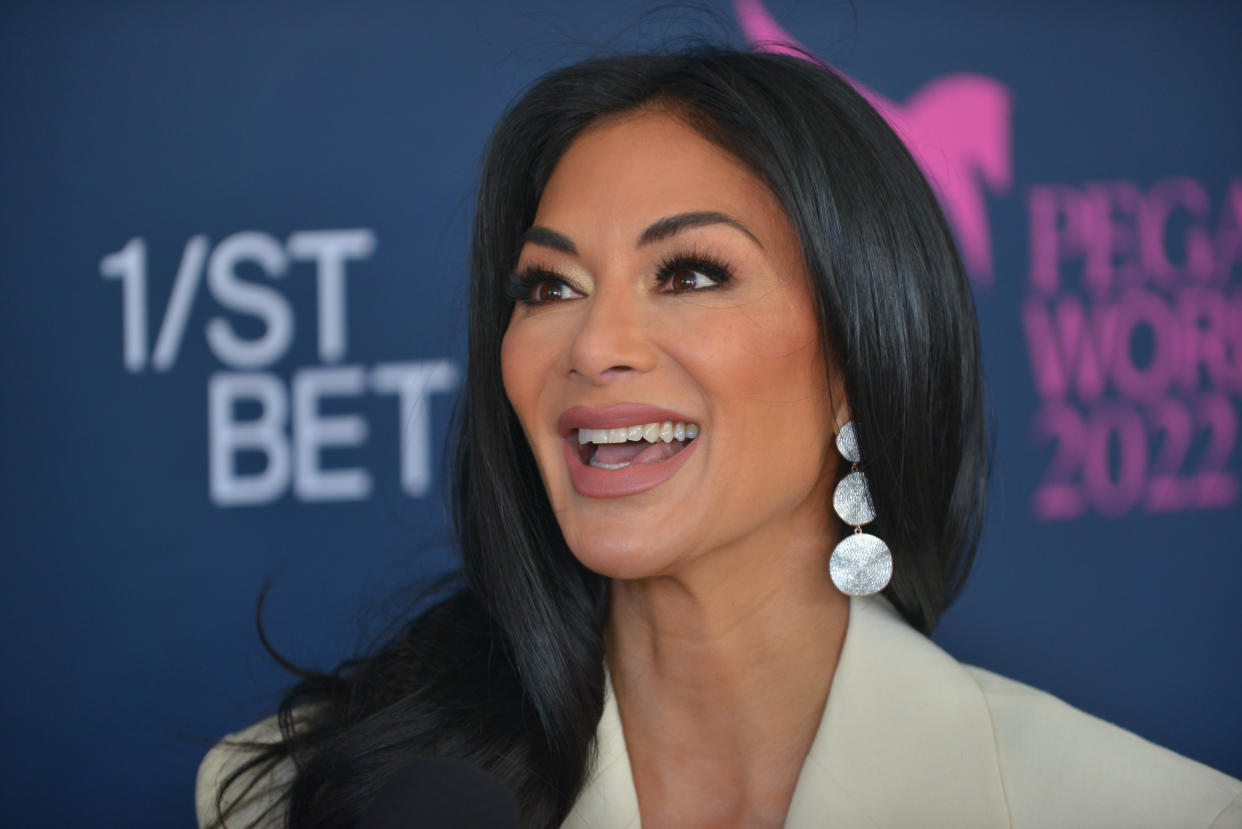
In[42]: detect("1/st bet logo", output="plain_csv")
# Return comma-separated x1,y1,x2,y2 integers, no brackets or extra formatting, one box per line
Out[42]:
100,229,458,507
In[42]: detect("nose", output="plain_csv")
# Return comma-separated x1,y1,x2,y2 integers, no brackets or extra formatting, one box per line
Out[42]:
568,285,659,383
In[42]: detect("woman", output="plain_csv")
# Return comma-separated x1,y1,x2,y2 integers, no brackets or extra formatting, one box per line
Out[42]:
197,47,1242,829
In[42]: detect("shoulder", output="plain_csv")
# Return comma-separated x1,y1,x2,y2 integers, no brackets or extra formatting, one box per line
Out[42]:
814,596,1242,828
195,714,299,829
964,665,1242,828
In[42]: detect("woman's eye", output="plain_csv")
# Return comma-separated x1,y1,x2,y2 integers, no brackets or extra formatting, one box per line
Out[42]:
524,277,582,305
531,280,565,302
663,268,720,293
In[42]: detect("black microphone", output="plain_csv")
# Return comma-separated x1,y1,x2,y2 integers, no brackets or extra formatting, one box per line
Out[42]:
357,755,522,828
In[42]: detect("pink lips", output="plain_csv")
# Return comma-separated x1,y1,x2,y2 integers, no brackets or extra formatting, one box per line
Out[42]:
557,403,701,499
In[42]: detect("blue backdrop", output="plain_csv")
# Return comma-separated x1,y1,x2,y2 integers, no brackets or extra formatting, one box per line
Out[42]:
2,1,1239,825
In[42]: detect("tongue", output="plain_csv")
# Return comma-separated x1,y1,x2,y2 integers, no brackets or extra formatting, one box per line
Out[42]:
594,439,684,466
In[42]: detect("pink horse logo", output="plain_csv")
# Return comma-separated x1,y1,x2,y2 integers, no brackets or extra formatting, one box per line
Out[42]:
734,0,1013,285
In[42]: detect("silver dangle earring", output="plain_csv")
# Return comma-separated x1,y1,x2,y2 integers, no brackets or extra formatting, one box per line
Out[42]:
829,421,893,596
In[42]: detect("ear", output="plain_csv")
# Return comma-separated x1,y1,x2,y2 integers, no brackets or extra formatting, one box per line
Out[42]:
826,366,851,434
833,404,851,435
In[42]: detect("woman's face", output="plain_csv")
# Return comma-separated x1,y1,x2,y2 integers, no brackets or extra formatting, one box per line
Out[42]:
501,111,841,581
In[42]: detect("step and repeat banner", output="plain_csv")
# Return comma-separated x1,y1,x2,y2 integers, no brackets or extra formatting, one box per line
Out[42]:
2,1,1239,825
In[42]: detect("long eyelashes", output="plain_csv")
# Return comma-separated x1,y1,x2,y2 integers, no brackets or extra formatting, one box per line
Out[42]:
504,266,575,305
507,250,736,306
654,250,734,293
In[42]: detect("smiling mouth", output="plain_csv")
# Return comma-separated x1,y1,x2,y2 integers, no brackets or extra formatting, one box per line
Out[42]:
573,421,700,470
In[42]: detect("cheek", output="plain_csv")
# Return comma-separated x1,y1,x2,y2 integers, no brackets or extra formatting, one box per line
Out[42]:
500,320,570,490
703,295,826,406
499,326,524,410
692,297,834,486
499,320,548,422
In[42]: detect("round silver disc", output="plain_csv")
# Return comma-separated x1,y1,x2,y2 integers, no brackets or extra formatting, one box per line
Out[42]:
833,470,876,526
829,533,892,596
836,421,861,463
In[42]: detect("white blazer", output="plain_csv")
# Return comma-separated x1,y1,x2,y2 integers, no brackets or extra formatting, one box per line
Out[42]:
197,596,1242,828
563,596,1241,828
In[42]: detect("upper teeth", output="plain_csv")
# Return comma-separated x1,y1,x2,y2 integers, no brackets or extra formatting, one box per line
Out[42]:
577,421,699,445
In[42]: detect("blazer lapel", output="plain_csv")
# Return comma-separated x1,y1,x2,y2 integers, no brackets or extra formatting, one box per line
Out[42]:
786,595,1010,828
564,595,1010,828
562,676,642,829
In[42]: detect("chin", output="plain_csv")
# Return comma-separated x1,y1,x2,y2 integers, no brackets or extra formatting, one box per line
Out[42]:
559,521,687,581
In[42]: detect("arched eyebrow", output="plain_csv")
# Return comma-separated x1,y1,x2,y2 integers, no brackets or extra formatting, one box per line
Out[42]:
637,211,763,249
521,210,763,257
521,226,578,255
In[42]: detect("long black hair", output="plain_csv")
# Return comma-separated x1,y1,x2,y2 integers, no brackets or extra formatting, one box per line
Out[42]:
210,45,988,829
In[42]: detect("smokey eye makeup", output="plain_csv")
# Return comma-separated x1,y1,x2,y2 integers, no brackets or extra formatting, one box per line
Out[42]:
506,249,737,307
504,266,579,305
653,250,735,294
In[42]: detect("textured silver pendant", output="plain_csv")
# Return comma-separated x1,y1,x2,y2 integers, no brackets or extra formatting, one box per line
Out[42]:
835,421,861,463
833,470,875,526
829,533,892,596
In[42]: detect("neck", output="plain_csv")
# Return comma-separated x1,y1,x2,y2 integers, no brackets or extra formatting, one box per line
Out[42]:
604,512,848,826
